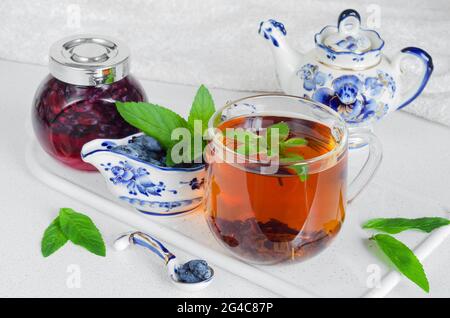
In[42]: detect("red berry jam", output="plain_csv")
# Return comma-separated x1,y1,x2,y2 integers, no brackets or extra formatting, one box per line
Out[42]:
32,74,146,170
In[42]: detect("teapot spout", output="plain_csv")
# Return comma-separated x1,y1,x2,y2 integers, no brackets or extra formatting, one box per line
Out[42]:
259,19,303,92
392,47,433,110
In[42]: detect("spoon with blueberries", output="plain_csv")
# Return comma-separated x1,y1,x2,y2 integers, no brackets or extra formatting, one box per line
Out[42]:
114,231,214,291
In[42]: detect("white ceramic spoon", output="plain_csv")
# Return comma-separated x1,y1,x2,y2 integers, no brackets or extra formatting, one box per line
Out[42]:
114,231,214,292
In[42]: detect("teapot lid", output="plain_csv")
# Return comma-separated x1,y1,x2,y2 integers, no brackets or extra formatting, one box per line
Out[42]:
315,9,384,68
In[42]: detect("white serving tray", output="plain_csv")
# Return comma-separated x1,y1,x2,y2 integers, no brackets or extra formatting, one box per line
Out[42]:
26,121,450,297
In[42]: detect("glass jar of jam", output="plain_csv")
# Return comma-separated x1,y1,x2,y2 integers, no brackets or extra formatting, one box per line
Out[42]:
32,35,147,171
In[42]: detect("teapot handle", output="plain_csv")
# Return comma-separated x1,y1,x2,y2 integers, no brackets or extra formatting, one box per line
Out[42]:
392,47,433,110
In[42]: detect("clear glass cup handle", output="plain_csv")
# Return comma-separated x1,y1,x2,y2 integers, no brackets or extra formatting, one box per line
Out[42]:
347,132,383,203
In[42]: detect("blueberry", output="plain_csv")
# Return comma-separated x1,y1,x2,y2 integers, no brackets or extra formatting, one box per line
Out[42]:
141,157,165,167
112,135,167,166
127,142,148,155
175,260,211,283
136,151,162,162
176,268,201,283
187,260,212,280
128,141,165,161
132,135,162,152
172,162,204,169
111,145,140,158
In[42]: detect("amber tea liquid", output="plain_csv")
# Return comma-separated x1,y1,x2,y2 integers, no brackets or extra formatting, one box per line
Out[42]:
205,115,347,264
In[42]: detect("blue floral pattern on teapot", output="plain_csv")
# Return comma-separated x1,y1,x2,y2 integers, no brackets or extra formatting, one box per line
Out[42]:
297,63,396,123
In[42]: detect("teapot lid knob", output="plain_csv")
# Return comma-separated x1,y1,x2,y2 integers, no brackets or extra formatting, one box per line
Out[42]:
338,9,361,36
322,9,373,53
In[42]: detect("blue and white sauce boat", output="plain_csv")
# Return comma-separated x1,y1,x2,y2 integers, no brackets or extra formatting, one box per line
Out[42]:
259,9,433,139
81,133,205,217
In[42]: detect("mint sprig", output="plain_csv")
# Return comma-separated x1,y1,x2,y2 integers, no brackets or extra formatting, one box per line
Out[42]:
227,121,309,181
363,216,450,293
41,208,106,257
116,85,215,166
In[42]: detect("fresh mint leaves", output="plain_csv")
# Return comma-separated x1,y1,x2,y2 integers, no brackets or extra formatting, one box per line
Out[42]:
370,234,429,292
116,101,189,151
266,122,308,181
41,208,106,257
288,164,309,182
59,208,106,257
188,85,216,135
363,217,450,234
41,216,68,257
283,137,308,147
266,122,289,142
232,130,264,157
116,85,216,166
363,216,450,293
228,121,309,181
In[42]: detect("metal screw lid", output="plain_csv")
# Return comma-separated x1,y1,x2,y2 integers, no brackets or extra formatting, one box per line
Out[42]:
49,34,130,86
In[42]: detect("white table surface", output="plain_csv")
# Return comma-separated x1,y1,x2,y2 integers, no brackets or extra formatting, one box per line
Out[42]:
0,59,449,298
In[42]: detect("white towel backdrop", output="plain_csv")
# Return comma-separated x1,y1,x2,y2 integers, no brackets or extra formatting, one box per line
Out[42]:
1,0,449,126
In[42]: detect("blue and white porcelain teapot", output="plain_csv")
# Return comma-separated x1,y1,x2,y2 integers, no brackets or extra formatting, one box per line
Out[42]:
258,9,433,128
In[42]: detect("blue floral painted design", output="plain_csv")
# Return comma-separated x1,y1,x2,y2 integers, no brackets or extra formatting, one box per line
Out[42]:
181,177,205,190
364,71,396,98
352,56,364,62
336,36,358,51
313,75,369,121
298,63,396,123
312,72,395,123
326,53,337,60
258,19,286,47
376,71,396,98
101,161,177,197
364,77,384,97
120,196,203,213
375,103,389,119
268,20,286,35
297,64,329,91
101,141,117,150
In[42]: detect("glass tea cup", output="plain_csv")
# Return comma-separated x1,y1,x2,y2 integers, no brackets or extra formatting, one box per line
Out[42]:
204,94,382,264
